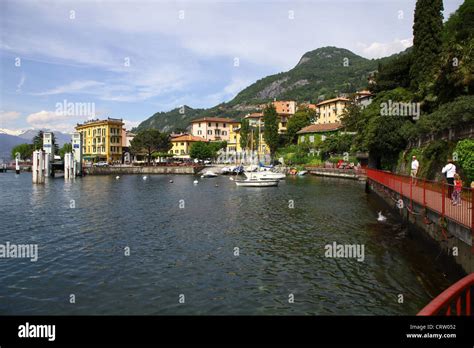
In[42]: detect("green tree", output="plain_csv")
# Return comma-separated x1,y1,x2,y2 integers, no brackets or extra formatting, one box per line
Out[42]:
455,139,474,184
372,51,413,93
59,143,73,158
252,127,260,152
409,0,444,91
130,129,171,165
286,106,315,144
340,96,363,131
239,118,250,150
189,141,213,160
11,143,33,160
263,104,279,158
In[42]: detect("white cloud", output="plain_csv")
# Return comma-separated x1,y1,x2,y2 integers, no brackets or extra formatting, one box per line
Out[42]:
356,38,413,59
0,111,21,122
26,110,89,132
123,119,140,130
32,80,105,96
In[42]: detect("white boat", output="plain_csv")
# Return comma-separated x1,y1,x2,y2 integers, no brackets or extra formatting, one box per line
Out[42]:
244,170,286,180
297,170,308,176
235,178,279,187
201,170,218,178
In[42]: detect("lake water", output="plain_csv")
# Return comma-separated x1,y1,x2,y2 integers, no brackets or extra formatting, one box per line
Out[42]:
0,172,459,315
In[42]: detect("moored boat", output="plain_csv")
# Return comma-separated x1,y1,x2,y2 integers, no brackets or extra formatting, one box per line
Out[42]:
244,170,286,180
235,178,279,187
201,171,218,178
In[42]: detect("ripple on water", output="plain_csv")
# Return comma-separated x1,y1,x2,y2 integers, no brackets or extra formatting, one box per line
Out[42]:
0,173,458,315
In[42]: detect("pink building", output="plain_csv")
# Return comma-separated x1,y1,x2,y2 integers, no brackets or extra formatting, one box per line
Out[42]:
190,117,239,141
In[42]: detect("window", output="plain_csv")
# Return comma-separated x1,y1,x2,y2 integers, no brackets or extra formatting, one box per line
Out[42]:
215,123,218,127
181,143,184,146
215,129,220,136
223,123,226,128
181,150,185,154
199,123,201,127
197,130,202,135
222,131,227,135
301,136,305,143
207,130,212,135
208,122,211,127
309,136,315,143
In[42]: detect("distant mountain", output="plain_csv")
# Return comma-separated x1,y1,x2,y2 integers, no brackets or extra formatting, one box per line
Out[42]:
137,46,407,132
0,128,72,161
0,134,27,161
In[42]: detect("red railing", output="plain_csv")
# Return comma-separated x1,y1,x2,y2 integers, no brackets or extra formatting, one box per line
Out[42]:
418,273,474,316
366,169,473,232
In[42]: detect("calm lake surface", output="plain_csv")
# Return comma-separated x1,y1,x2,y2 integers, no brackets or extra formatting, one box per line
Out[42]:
0,172,459,315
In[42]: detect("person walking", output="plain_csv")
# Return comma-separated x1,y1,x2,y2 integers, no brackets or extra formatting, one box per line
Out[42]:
452,174,462,206
442,159,456,199
411,155,419,185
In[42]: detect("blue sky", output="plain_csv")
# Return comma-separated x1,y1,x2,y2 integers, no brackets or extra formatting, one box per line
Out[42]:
0,0,464,132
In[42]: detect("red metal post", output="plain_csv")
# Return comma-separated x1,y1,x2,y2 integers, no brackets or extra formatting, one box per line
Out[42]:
423,180,426,208
472,188,474,254
442,182,445,217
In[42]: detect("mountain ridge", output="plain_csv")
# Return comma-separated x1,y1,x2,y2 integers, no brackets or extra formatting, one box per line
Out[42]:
136,46,411,132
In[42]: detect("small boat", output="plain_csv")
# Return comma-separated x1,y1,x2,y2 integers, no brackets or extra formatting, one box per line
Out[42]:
244,171,286,180
297,170,308,176
201,170,218,178
235,178,279,187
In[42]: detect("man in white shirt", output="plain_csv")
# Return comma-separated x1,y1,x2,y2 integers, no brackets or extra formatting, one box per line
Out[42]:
442,159,456,198
411,156,419,184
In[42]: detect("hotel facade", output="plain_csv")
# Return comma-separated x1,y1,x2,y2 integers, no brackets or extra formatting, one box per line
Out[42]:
75,118,124,164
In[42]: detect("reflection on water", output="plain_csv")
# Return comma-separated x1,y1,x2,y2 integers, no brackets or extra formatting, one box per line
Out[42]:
0,173,461,315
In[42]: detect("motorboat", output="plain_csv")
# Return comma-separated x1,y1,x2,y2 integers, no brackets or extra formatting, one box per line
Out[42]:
201,170,218,178
244,170,286,180
235,178,279,187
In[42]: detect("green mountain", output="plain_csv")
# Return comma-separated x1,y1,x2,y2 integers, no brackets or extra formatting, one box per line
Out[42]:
136,46,406,132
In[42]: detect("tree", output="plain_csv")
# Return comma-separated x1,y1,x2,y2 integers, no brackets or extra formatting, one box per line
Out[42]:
340,96,363,132
263,104,279,158
130,129,171,165
455,139,474,184
59,143,73,158
11,143,33,160
239,118,250,150
252,126,260,152
372,51,413,93
409,0,444,91
286,106,315,144
189,141,213,160
33,130,59,154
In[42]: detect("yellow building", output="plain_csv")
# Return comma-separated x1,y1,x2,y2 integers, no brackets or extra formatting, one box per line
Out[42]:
75,118,124,164
227,123,241,153
315,97,350,124
226,116,269,157
169,134,208,158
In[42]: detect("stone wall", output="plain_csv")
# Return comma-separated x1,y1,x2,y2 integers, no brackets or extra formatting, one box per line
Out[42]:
84,165,202,175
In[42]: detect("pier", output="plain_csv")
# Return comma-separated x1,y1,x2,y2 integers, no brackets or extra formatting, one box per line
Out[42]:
305,166,367,181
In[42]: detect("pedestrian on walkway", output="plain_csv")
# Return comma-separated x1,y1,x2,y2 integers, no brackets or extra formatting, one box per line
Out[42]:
411,155,419,185
452,174,462,206
442,159,456,199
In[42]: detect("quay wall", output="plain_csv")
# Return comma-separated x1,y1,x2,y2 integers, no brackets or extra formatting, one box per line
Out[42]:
84,165,203,175
367,180,473,274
